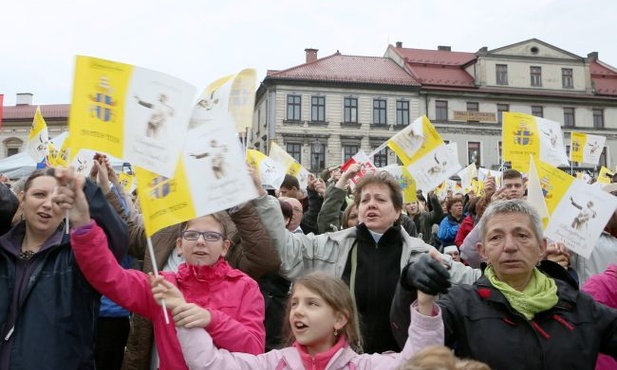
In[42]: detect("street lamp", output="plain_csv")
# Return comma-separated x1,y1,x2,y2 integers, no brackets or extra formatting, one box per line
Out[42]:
311,138,324,172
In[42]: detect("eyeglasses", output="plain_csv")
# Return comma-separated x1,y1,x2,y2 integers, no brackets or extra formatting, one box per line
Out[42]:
181,230,224,242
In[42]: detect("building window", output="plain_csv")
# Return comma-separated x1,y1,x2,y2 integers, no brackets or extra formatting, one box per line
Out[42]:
4,137,23,157
311,140,325,172
343,144,359,163
563,107,575,127
344,97,358,123
7,148,19,157
496,64,508,85
497,104,509,124
396,100,410,126
373,99,387,125
435,100,448,121
562,68,573,88
286,95,301,121
373,147,389,167
530,66,542,86
593,108,605,129
311,96,325,122
467,102,479,122
286,143,302,163
531,105,544,118
467,142,481,166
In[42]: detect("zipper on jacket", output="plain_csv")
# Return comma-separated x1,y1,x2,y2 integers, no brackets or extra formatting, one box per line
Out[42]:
3,326,14,341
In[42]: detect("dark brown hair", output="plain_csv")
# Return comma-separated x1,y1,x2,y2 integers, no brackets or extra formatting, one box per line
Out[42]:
353,171,402,212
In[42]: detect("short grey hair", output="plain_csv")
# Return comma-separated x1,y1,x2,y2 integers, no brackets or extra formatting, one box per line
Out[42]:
478,199,543,243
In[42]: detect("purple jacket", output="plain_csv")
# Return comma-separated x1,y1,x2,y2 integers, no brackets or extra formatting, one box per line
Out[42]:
175,302,443,370
582,264,617,370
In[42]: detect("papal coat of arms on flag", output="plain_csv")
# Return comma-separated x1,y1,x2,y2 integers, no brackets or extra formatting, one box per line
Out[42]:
89,76,116,122
514,122,534,146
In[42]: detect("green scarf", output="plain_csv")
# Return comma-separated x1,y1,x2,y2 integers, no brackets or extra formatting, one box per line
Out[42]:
485,266,558,320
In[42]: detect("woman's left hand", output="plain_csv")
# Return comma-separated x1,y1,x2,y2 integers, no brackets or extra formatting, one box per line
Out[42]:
53,167,91,228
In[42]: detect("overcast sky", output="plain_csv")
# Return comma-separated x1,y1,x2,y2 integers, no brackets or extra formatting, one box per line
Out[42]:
2,0,615,106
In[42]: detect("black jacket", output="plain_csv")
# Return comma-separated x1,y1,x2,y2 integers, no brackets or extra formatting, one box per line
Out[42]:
391,261,617,370
0,179,128,370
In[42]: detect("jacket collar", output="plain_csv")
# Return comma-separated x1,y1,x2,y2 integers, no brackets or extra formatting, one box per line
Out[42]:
278,345,357,370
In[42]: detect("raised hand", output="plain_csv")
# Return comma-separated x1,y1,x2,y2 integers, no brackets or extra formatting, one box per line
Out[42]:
403,252,451,295
53,166,91,228
150,274,186,310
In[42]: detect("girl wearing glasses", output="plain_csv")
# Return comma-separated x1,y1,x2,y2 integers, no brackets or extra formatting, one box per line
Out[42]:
62,170,265,370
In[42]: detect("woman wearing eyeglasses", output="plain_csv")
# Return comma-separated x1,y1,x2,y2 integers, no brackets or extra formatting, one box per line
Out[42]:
70,202,265,370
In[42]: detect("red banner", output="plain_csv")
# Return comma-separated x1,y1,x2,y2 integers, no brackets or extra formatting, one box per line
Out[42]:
0,94,3,129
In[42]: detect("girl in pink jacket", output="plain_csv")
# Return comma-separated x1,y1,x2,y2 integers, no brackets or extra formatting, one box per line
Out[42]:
152,271,443,370
70,197,265,369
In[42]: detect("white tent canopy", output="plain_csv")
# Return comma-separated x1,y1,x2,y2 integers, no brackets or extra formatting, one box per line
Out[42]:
0,132,125,179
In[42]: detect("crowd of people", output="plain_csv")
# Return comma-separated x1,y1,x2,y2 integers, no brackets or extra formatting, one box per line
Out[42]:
0,153,616,370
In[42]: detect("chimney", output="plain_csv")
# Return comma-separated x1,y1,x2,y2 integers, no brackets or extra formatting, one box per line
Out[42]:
396,41,403,48
16,93,33,106
437,45,451,52
305,48,319,63
587,52,599,61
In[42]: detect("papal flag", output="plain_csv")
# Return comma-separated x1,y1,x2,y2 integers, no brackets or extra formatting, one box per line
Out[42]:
570,131,606,165
597,166,614,185
526,156,549,225
269,142,309,190
136,115,258,237
26,106,49,163
502,112,569,172
386,115,425,165
535,159,617,258
405,142,462,193
246,149,287,190
190,68,256,132
457,163,478,193
378,165,417,203
70,55,196,178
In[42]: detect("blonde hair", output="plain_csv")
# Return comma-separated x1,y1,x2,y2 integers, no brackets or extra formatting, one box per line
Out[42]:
283,271,363,352
398,345,492,370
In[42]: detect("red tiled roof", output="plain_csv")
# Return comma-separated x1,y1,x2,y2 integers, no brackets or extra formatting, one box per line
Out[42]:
407,65,476,87
389,46,477,88
2,104,69,120
590,61,617,96
267,53,420,86
395,48,476,66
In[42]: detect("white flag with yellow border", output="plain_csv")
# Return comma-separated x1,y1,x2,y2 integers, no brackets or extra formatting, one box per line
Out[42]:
269,142,309,190
386,116,426,165
246,149,287,190
405,142,461,193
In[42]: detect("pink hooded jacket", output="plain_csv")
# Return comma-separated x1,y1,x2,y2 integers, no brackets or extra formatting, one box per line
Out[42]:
582,264,617,370
175,303,444,370
71,222,265,370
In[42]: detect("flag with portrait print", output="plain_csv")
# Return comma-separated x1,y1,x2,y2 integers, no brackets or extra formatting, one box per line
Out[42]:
502,112,569,172
70,55,196,178
535,158,617,258
569,131,606,165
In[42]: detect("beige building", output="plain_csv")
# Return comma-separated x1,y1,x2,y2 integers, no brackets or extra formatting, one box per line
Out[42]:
252,39,617,172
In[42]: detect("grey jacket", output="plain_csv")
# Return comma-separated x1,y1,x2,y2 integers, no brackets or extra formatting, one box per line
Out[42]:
253,194,480,284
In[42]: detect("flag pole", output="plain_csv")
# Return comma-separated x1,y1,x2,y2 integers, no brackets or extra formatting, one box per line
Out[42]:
147,237,170,324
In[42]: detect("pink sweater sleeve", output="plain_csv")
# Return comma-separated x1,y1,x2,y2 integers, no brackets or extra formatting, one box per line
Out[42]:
71,221,157,318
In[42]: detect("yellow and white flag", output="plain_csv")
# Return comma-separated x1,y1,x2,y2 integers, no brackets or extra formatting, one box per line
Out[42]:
26,106,49,163
190,68,256,132
118,171,136,194
597,166,614,185
502,112,569,172
570,132,606,165
378,165,417,203
526,156,549,224
70,55,196,178
246,149,287,190
269,142,309,190
535,159,617,258
457,163,478,193
386,116,427,165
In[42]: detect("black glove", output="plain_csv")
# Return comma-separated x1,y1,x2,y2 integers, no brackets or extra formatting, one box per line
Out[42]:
402,253,451,295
